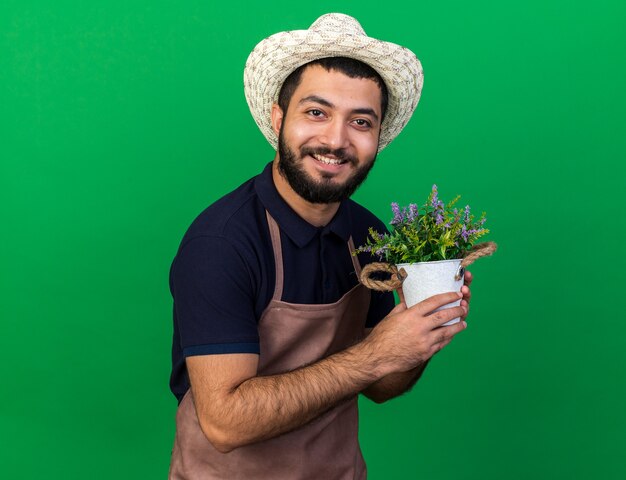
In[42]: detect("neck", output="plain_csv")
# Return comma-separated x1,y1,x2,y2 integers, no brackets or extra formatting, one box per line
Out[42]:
271,156,340,227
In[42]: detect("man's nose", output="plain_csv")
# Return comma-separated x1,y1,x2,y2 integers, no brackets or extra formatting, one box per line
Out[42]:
319,119,350,150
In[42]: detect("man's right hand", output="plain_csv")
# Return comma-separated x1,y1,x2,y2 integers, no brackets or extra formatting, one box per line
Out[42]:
362,291,467,375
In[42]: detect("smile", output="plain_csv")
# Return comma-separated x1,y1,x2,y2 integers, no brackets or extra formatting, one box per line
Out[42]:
312,154,347,166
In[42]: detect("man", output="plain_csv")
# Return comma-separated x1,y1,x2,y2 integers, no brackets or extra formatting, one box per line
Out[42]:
168,13,472,479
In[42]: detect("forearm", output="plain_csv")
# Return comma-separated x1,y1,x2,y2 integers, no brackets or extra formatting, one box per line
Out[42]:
195,291,468,452
199,340,386,452
362,359,430,404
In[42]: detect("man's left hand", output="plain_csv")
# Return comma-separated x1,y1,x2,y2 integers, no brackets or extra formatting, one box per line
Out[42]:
460,270,472,321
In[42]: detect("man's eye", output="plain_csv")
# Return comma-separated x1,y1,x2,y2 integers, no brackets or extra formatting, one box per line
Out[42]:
354,119,371,127
308,109,323,117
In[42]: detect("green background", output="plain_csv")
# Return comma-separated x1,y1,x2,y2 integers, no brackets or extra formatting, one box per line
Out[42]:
2,0,625,478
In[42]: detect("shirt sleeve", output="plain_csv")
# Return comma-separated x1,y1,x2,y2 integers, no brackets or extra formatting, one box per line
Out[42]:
170,235,260,356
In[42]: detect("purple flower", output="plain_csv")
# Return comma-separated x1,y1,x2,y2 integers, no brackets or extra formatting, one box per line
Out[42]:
390,202,403,225
431,185,439,209
374,246,389,259
431,185,445,217
461,226,479,241
464,205,471,224
460,225,470,241
407,203,419,222
436,213,444,225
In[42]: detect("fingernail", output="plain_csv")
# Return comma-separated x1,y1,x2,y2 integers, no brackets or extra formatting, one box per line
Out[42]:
457,292,463,298
462,321,467,329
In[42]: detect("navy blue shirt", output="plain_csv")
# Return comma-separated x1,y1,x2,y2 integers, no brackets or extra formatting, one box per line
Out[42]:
169,162,395,402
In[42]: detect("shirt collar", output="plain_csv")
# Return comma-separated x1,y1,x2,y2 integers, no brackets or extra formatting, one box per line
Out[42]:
254,162,353,247
325,201,352,242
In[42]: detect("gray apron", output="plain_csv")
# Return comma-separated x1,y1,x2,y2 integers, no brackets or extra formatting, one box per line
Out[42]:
169,211,371,479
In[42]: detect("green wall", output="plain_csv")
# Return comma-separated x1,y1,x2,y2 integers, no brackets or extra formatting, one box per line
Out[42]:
2,1,625,478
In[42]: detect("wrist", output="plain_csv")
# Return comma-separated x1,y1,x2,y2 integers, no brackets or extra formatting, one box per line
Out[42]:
353,334,393,380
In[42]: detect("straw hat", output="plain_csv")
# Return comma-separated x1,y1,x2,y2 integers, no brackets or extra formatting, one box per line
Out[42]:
244,13,423,152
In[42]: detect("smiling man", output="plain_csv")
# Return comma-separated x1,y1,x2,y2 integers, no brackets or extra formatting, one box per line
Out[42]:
272,62,383,227
168,13,472,480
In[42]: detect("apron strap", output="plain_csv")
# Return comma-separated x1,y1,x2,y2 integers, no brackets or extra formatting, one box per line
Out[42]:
347,236,363,278
265,211,284,301
266,211,364,301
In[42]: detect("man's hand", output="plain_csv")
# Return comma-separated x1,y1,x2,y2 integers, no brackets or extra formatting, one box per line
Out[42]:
460,269,472,321
362,271,473,402
362,291,467,376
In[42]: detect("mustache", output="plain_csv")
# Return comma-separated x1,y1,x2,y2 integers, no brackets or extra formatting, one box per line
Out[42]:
300,146,357,166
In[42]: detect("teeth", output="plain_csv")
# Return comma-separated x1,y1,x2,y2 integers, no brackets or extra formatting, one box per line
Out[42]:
313,154,343,165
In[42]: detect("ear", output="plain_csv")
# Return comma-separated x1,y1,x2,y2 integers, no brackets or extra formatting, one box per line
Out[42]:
271,103,284,135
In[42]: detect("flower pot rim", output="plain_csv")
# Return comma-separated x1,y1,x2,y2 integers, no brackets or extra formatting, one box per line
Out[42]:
395,258,463,267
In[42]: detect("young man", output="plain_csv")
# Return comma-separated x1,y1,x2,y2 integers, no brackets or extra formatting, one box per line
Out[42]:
169,13,472,479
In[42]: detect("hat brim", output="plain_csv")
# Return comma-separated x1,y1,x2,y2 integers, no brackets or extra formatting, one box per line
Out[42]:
244,28,423,152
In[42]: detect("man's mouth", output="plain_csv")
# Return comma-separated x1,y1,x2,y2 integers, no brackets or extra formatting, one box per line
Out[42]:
312,153,347,166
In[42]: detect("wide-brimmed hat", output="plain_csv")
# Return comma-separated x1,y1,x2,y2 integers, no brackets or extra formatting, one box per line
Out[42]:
244,13,423,152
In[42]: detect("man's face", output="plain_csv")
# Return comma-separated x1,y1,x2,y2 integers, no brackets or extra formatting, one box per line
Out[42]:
273,65,383,204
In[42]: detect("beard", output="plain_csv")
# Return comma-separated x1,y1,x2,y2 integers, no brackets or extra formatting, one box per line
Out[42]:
277,128,377,204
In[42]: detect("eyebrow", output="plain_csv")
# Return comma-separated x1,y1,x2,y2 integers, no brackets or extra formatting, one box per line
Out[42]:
298,95,380,122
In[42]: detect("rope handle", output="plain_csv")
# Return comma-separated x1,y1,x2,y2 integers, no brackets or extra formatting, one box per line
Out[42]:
460,241,498,268
359,263,407,292
359,241,498,292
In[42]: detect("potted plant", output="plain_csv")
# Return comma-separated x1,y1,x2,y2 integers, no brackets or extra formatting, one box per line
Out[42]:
357,185,497,325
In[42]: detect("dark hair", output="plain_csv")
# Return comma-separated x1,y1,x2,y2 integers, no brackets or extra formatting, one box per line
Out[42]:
277,57,389,121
